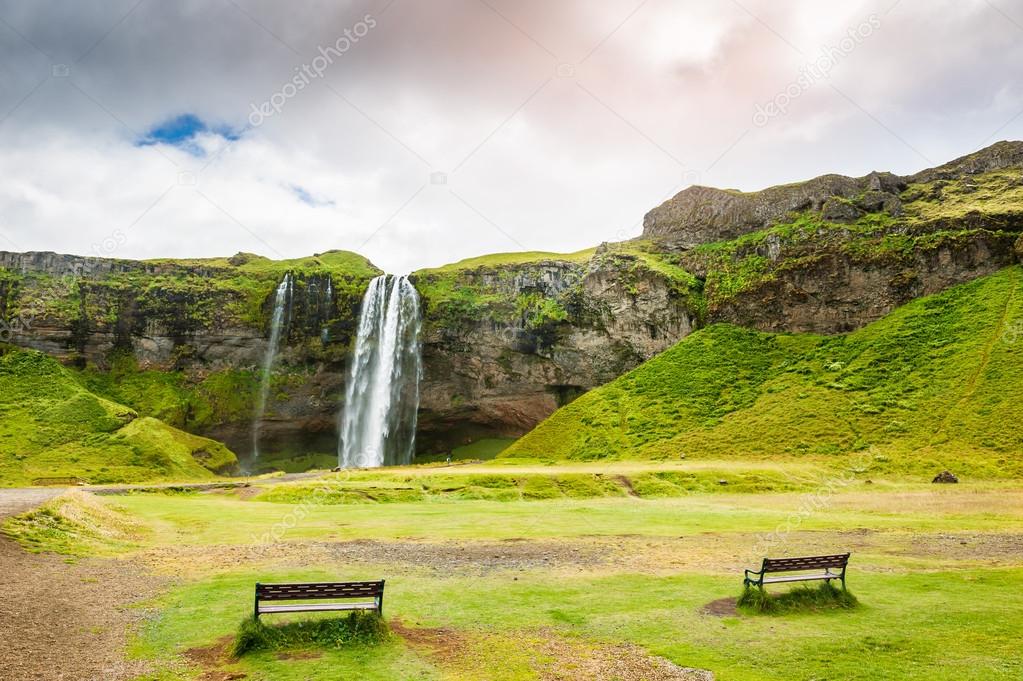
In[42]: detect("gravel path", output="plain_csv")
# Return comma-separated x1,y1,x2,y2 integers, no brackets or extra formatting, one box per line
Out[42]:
0,489,163,681
0,488,61,519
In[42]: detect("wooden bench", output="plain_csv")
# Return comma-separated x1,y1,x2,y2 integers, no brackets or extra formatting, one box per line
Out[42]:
254,581,385,620
743,553,850,589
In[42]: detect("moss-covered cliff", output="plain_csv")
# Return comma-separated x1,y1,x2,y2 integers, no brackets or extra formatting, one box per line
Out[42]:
0,250,380,458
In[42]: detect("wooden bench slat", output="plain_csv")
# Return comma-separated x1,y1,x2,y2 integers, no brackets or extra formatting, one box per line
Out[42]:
762,573,841,584
259,602,379,614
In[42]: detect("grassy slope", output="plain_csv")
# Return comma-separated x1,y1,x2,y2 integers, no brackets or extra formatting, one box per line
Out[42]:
506,266,1023,477
0,348,237,485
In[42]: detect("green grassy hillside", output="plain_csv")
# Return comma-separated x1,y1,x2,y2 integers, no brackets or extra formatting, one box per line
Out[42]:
0,348,237,485
505,266,1023,478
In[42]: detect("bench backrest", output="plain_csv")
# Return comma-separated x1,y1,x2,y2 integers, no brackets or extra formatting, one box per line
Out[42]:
762,554,849,572
256,581,385,602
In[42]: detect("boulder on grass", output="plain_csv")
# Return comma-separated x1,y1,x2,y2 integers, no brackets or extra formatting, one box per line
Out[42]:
932,470,959,484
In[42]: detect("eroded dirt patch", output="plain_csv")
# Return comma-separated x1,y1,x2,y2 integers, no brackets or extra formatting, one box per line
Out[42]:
184,635,247,680
701,597,739,618
393,621,714,680
611,529,1023,574
139,538,609,576
532,637,714,681
390,620,470,667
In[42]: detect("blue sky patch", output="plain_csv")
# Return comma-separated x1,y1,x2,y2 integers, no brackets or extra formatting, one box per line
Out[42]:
137,114,241,156
290,184,334,207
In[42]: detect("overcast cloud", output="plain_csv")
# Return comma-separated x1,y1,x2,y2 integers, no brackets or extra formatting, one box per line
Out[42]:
1,0,1022,272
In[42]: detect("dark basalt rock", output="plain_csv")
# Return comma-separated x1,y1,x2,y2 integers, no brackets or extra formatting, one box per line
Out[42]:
821,196,863,223
642,141,1023,250
932,470,959,484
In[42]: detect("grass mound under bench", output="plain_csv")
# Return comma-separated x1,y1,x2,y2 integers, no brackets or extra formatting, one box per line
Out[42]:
234,611,390,657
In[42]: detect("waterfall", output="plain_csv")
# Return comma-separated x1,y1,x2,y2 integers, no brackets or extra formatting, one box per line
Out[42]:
338,275,422,468
252,273,292,460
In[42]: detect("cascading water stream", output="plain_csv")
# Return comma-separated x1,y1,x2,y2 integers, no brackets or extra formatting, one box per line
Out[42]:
338,275,422,468
252,273,292,461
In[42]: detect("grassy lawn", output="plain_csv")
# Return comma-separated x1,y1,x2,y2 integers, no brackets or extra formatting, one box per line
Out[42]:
8,463,1021,680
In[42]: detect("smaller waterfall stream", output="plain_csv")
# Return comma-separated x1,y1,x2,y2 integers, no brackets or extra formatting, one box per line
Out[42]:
252,273,292,461
338,275,422,468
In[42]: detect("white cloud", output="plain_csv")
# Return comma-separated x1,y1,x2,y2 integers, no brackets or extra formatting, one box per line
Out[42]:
0,0,1021,272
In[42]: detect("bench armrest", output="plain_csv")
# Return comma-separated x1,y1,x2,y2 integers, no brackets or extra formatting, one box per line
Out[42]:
744,568,762,578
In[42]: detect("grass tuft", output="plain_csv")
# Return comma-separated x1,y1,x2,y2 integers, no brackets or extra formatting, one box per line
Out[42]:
232,612,390,657
737,582,859,615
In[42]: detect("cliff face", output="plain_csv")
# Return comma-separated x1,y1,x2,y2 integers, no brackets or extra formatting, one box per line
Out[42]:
2,142,1022,460
412,248,699,450
0,251,379,456
654,141,1023,335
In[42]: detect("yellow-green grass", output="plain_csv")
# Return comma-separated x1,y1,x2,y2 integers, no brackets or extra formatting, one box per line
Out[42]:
142,249,380,279
249,460,837,505
9,481,1020,680
1,490,146,555
94,481,1023,546
0,348,237,486
506,266,1023,478
901,168,1023,223
417,248,598,274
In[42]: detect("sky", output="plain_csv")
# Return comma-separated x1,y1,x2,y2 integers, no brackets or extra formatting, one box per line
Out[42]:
0,0,1021,273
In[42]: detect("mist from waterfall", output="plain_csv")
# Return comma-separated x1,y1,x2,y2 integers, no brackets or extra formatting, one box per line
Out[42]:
252,273,292,461
338,275,422,468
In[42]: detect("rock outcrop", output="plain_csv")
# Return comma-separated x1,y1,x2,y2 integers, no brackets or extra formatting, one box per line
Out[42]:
643,142,1023,250
642,171,904,248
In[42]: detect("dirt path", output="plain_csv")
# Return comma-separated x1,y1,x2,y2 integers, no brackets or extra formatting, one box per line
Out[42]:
0,488,62,518
0,490,163,681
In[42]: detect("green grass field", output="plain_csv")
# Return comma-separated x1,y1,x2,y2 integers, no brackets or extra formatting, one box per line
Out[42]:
6,462,1022,680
